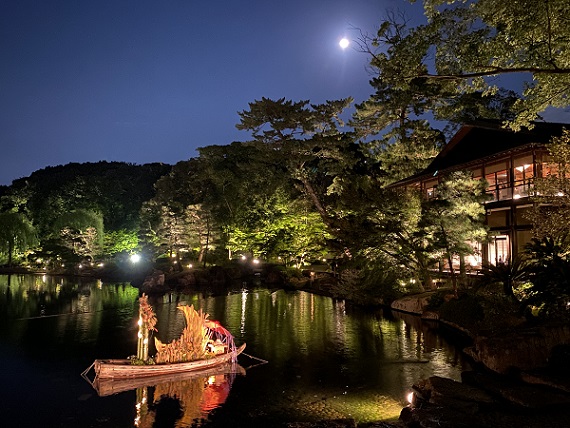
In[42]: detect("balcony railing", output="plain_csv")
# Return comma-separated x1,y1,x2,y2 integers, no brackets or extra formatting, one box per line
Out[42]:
485,179,534,202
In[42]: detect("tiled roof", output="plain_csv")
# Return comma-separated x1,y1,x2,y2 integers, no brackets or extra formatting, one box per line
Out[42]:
393,120,568,185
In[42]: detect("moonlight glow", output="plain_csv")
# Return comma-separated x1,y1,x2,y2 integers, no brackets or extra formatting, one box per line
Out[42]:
339,38,349,49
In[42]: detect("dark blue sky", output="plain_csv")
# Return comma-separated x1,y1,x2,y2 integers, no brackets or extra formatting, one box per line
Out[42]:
2,0,413,185
1,1,567,186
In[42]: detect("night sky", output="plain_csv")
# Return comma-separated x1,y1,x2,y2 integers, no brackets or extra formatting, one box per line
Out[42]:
1,1,567,186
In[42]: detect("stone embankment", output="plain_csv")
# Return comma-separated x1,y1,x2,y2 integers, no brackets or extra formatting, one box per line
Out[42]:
385,292,570,428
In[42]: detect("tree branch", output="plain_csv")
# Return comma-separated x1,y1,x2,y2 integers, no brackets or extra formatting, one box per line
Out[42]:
408,66,570,81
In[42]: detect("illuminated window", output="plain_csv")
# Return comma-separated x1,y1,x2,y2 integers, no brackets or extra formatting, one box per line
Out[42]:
485,162,511,201
513,155,534,199
488,235,509,265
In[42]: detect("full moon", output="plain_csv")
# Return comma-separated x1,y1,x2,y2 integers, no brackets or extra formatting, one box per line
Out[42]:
339,38,349,49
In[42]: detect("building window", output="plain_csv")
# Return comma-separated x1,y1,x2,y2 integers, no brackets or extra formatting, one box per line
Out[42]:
516,230,533,255
487,209,509,228
513,155,534,199
488,235,509,265
485,162,511,201
424,179,438,200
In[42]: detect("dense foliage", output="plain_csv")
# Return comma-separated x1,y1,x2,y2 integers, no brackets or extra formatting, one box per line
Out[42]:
1,1,569,311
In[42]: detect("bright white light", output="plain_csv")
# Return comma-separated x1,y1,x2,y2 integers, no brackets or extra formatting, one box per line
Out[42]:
252,258,260,265
406,391,414,404
130,254,141,263
339,38,349,49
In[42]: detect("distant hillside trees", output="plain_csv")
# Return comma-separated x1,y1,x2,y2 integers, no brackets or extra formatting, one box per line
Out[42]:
0,161,170,266
0,212,38,266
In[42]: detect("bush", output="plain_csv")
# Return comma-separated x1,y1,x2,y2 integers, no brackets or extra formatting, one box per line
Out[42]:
438,293,485,330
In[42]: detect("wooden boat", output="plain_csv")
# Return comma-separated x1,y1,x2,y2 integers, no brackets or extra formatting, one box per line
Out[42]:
90,361,246,397
87,343,246,380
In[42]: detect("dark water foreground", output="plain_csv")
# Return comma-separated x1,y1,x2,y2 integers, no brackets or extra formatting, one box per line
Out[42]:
0,274,468,427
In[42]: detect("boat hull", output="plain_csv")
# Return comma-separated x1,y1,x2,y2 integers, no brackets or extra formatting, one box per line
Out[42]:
93,362,246,396
93,343,246,379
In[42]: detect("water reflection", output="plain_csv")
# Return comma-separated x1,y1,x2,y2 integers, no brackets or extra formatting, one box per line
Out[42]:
0,275,469,426
136,370,240,427
86,363,244,427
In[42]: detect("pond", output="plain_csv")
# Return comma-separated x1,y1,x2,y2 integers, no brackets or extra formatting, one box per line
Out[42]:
0,274,469,427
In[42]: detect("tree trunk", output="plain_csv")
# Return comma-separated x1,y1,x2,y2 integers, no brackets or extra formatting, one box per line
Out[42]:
299,177,329,225
8,237,14,267
459,255,467,287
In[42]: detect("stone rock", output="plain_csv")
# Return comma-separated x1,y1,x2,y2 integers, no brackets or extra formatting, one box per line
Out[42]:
400,405,485,428
414,376,495,408
140,270,166,293
520,369,570,394
421,310,439,320
464,324,570,374
391,293,433,315
462,371,570,409
173,271,196,287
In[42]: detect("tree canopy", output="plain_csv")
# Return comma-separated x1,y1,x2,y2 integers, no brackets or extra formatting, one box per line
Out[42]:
359,0,570,129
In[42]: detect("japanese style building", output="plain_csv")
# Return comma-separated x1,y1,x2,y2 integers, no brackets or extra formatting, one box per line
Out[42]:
393,119,568,269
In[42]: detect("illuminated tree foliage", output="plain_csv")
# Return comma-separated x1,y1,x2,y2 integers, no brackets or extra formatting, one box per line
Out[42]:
237,97,355,229
529,129,570,241
52,209,104,259
422,171,489,292
0,212,38,266
361,0,570,130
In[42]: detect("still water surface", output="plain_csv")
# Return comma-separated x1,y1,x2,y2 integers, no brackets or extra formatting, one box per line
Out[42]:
0,274,468,427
